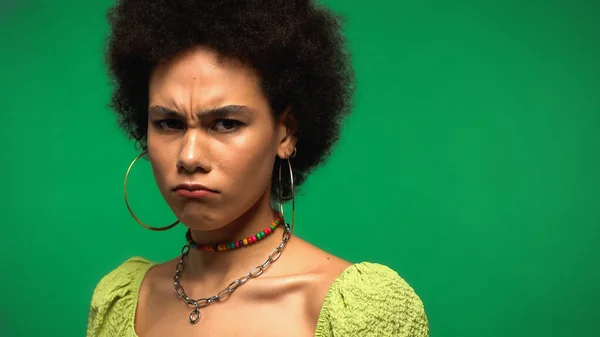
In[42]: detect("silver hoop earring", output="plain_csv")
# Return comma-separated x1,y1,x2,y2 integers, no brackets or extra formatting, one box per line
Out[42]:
278,156,295,234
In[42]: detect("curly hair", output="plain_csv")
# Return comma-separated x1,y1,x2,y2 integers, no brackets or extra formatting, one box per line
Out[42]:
105,0,355,201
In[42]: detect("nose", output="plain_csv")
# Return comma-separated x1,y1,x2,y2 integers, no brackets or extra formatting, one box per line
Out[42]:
176,130,211,174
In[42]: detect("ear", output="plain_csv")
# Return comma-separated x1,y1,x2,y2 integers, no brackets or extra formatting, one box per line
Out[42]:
276,107,298,159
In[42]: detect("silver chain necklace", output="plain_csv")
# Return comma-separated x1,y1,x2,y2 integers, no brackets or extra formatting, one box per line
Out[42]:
173,224,292,324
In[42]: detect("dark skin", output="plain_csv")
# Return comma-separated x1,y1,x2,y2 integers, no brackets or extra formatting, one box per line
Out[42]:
134,46,350,336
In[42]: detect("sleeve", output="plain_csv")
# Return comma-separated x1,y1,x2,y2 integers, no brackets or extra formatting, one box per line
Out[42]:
315,262,429,337
86,257,154,337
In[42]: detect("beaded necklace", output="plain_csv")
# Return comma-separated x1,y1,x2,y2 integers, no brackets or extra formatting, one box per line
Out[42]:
185,212,283,252
174,212,292,323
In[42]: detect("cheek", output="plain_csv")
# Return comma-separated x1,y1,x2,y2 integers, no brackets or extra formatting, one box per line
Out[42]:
147,142,176,187
234,151,273,180
219,133,277,191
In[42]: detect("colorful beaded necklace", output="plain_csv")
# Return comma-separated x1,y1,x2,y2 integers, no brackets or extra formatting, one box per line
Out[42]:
185,212,283,252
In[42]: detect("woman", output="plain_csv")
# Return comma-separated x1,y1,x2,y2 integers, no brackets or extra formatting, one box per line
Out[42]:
87,0,428,336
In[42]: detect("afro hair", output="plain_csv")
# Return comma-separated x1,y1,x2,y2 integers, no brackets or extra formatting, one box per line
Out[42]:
105,0,355,201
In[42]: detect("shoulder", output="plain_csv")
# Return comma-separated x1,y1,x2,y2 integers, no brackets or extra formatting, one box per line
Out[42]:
315,262,429,337
86,256,155,337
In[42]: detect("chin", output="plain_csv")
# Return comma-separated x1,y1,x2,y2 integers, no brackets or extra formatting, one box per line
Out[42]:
176,205,225,231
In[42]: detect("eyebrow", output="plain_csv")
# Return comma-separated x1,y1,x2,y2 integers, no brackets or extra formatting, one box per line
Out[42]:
148,105,249,119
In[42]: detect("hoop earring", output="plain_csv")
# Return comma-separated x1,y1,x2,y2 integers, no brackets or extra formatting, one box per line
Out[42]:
124,152,180,231
278,153,296,234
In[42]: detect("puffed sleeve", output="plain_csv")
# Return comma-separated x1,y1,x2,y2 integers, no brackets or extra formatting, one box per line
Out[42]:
86,257,154,337
315,262,429,337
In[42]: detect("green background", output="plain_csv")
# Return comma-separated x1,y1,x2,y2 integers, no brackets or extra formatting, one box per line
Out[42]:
1,0,598,336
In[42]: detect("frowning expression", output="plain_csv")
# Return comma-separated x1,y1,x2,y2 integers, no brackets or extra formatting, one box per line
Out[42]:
146,46,292,229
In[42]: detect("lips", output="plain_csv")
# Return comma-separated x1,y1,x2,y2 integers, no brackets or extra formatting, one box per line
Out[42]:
172,183,217,199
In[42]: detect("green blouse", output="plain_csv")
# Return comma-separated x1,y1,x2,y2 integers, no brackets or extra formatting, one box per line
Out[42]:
86,257,429,336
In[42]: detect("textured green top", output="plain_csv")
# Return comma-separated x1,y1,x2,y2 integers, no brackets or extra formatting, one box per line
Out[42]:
87,257,429,336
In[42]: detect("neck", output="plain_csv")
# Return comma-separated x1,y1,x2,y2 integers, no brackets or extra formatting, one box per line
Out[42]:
182,194,286,286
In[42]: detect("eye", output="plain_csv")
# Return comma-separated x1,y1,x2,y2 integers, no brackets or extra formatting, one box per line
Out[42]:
152,119,185,131
212,119,243,133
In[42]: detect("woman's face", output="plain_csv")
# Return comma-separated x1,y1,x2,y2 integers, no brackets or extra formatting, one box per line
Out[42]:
147,47,295,230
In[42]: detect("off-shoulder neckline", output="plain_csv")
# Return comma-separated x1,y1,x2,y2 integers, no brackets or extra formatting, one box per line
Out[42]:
125,257,388,337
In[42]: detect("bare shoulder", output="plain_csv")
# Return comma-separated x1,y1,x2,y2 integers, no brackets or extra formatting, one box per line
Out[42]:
282,236,352,316
285,236,351,276
138,256,180,295
136,258,178,306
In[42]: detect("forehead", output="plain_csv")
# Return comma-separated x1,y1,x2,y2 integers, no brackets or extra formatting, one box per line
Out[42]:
148,47,262,110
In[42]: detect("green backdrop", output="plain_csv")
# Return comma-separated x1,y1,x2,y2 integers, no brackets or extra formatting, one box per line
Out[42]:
1,1,598,336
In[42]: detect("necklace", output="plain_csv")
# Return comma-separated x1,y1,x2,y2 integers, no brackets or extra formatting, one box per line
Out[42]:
173,222,292,324
185,212,283,252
